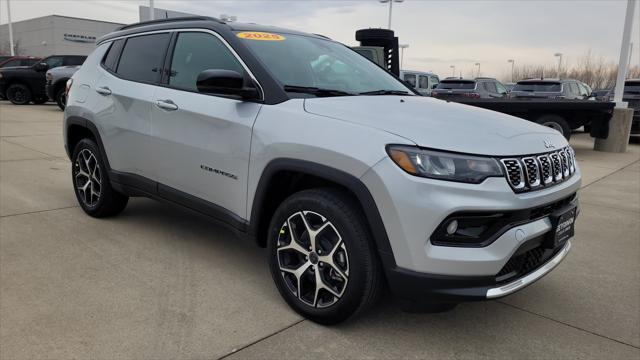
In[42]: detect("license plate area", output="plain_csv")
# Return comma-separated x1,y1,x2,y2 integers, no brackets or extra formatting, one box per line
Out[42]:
544,205,576,249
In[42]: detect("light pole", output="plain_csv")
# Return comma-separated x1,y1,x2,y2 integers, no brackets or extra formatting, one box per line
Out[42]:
554,52,562,79
612,0,636,106
474,62,481,77
379,0,404,30
399,44,409,70
149,0,155,20
6,0,15,55
450,65,455,78
507,59,515,82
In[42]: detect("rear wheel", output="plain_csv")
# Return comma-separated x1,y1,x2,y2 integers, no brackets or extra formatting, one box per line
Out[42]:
536,114,571,140
6,84,31,105
267,188,383,324
55,88,66,110
72,139,128,217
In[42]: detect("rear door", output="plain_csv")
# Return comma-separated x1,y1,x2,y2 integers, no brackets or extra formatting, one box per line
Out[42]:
150,30,262,219
92,33,171,181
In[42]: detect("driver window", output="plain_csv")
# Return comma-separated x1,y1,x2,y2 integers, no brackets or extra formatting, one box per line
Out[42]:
496,82,507,94
170,32,243,91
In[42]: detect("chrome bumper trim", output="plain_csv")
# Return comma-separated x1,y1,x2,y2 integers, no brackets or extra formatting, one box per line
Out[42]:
486,240,571,299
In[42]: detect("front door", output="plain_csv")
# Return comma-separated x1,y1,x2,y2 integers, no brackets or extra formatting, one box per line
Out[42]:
150,31,262,219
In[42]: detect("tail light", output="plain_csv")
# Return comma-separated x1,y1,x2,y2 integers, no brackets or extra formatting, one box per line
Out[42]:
462,92,481,99
65,78,73,98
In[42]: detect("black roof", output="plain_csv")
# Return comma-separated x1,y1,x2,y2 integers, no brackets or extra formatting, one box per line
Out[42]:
100,17,325,44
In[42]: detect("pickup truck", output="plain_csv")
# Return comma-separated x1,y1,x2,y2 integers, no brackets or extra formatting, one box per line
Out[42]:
45,65,80,110
0,55,86,105
450,98,615,140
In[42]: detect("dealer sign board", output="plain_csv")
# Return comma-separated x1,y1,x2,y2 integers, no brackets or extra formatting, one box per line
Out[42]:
63,33,97,43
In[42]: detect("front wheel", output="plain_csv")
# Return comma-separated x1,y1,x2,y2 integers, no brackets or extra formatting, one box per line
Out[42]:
6,84,32,105
536,114,571,140
72,139,128,217
267,188,383,324
55,88,66,110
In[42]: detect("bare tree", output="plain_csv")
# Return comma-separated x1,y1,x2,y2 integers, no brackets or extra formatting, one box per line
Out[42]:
503,50,640,89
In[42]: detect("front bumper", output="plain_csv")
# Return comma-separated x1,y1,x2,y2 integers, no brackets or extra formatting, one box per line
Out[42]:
361,156,581,302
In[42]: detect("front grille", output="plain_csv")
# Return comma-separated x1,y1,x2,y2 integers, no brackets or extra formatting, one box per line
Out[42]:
500,146,576,193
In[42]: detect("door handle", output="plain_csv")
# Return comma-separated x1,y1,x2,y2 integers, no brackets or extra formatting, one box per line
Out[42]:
155,99,178,111
95,86,112,96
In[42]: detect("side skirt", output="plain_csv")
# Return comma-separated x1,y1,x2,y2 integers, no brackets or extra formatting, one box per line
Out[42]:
109,170,250,236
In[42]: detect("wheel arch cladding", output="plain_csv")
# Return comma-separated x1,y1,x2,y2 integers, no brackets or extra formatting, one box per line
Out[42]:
65,117,111,171
249,158,396,266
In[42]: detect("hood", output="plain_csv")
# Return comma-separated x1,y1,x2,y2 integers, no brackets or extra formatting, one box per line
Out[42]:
303,96,567,156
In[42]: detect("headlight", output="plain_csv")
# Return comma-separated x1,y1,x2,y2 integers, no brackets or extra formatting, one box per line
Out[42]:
386,145,503,183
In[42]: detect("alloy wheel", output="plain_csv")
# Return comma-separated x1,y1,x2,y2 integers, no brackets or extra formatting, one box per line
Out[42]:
276,210,349,308
74,149,102,207
11,89,25,103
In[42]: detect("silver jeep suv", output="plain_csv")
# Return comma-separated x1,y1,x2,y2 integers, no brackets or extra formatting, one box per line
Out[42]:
64,17,580,324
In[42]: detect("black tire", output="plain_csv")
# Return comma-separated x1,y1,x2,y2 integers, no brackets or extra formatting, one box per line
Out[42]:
71,139,128,217
267,188,383,324
535,114,571,140
6,83,32,105
55,88,66,110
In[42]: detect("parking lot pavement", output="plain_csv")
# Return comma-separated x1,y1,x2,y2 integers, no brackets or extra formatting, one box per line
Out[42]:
1,103,639,359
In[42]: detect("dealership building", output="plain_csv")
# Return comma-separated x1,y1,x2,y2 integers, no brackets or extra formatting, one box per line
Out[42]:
0,15,124,57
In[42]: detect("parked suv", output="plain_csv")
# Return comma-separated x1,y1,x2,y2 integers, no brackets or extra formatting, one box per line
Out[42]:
510,79,591,100
65,17,580,324
431,77,508,99
45,65,81,110
400,70,439,96
0,55,86,104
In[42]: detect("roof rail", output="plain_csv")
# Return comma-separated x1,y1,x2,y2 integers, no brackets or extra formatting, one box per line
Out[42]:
117,16,223,31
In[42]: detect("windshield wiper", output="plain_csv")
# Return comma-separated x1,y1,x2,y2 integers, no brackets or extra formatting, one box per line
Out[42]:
283,85,354,97
359,89,411,96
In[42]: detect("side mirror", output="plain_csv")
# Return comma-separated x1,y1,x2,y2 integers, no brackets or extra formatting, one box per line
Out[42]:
431,84,438,89
33,62,49,72
196,69,259,100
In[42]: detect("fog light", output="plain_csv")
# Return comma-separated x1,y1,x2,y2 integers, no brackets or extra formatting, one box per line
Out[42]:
446,220,458,235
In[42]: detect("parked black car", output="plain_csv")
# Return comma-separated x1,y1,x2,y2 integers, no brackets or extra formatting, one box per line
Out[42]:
510,79,591,100
431,77,508,99
0,55,86,105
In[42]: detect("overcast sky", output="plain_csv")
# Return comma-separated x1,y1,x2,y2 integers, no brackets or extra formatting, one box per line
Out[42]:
1,0,638,79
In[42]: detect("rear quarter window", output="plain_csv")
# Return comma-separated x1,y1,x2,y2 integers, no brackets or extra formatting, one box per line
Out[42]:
102,39,125,72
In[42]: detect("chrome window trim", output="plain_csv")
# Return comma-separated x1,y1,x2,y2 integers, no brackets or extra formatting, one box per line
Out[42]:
97,28,265,101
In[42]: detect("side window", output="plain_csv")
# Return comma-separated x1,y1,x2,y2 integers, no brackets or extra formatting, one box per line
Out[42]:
485,81,498,93
2,59,21,67
418,75,429,89
429,76,439,89
102,39,125,72
496,82,507,94
44,57,64,69
23,59,39,66
403,74,416,87
169,32,243,91
116,33,171,83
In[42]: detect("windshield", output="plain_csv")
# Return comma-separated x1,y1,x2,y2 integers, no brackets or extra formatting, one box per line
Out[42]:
237,32,412,96
513,82,562,92
436,80,476,90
